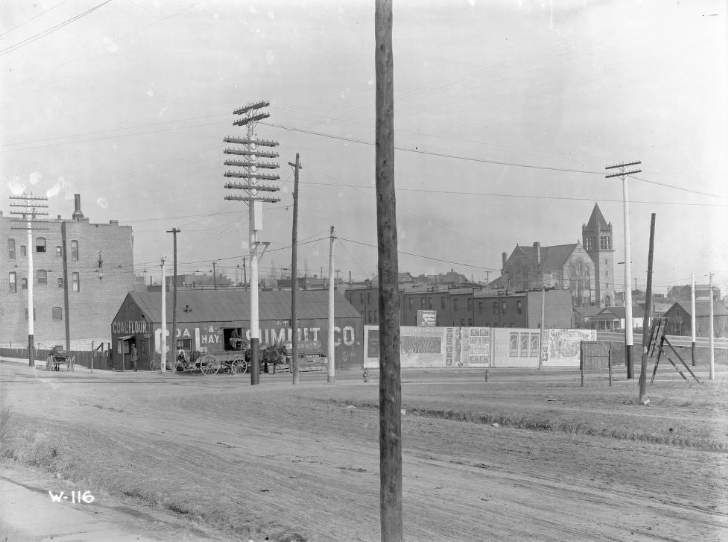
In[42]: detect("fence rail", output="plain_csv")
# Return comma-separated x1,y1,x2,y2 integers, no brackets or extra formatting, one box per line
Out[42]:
0,347,109,370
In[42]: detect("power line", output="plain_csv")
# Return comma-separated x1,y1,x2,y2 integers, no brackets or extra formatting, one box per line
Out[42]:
0,0,73,38
0,0,114,57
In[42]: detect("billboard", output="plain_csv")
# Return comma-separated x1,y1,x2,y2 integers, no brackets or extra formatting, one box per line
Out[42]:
417,310,437,326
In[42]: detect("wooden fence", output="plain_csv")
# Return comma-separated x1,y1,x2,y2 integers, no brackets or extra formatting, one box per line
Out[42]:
0,347,111,370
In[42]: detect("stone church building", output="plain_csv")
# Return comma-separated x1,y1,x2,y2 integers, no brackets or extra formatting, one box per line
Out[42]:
491,204,616,308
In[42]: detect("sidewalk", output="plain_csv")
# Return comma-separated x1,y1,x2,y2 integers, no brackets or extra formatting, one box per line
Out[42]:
0,465,162,542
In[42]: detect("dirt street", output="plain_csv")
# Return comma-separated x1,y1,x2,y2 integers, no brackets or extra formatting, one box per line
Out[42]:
1,362,727,541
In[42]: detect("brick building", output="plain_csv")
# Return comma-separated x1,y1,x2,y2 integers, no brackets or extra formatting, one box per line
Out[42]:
1,195,133,349
491,204,615,308
345,284,573,329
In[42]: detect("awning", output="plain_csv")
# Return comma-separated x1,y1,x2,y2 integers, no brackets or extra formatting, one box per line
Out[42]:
118,335,134,340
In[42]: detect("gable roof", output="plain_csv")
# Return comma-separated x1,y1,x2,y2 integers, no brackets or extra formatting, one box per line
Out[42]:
510,243,579,272
127,289,360,325
585,203,609,231
669,301,728,318
596,305,644,320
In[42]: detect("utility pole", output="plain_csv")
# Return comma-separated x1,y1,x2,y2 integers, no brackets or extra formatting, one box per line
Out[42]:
328,226,336,384
160,256,167,372
376,0,402,539
243,257,247,291
224,100,280,385
9,194,48,367
485,270,491,284
606,160,641,380
639,213,655,404
212,261,217,290
691,272,696,366
167,228,180,359
539,284,546,370
709,272,715,380
288,154,302,384
61,221,71,352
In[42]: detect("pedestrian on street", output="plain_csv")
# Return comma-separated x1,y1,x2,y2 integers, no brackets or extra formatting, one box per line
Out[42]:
131,344,138,372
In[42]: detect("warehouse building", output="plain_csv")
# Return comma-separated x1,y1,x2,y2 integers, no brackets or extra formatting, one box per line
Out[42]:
1,195,133,349
110,289,363,371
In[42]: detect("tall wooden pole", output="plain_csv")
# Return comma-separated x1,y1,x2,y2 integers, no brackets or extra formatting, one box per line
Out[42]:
167,228,180,362
160,257,167,373
691,271,696,366
539,285,545,370
289,154,301,384
709,272,715,380
375,0,403,540
328,226,336,384
638,213,655,403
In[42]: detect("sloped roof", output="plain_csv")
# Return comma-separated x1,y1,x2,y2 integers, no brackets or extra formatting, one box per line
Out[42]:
573,306,603,318
128,289,360,325
594,306,644,320
585,203,609,231
670,301,728,318
512,243,579,272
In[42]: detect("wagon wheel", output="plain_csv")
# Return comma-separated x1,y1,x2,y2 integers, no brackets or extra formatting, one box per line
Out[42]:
199,354,220,375
231,358,248,375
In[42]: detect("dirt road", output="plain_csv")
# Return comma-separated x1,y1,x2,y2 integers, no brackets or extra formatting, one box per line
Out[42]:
1,362,727,541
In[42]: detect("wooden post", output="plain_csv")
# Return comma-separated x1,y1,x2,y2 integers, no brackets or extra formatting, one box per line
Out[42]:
608,343,612,387
375,0,403,539
327,226,336,384
289,154,301,385
638,213,655,404
709,272,715,380
580,342,584,387
691,271,696,366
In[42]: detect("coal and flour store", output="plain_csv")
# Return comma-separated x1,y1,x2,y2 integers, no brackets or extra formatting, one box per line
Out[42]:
110,289,363,371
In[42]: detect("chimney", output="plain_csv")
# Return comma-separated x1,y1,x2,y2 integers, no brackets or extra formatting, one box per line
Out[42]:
533,242,541,266
501,252,508,268
72,194,84,221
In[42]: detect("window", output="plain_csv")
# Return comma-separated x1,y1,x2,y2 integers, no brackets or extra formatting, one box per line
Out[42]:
24,308,36,321
21,278,27,290
408,298,413,309
8,239,16,260
36,237,46,253
427,297,432,310
56,246,63,257
9,272,17,293
441,297,446,310
453,298,459,311
52,307,63,321
467,298,473,311
420,297,425,309
468,318,473,326
71,240,79,261
461,319,465,326
501,301,507,314
517,300,523,314
21,245,27,257
72,272,80,292
367,292,371,303
37,269,47,285
479,301,483,315
493,301,498,316
58,278,64,288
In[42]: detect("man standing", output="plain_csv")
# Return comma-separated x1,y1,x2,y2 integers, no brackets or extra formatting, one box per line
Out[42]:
131,344,138,372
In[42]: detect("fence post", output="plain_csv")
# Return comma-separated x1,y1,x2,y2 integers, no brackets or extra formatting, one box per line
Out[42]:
580,341,584,387
608,343,612,387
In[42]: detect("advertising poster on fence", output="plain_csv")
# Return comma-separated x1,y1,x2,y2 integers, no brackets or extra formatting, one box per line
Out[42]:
446,327,491,367
365,325,445,368
543,329,596,367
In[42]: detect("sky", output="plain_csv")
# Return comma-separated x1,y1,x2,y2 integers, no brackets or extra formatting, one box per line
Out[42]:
1,0,726,295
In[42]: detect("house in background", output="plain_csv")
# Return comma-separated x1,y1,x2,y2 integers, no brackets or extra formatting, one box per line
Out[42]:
664,301,728,338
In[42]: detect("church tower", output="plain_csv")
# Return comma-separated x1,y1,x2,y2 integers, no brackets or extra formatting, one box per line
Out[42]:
582,203,615,307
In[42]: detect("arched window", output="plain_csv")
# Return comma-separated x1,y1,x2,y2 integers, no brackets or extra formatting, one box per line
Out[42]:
36,237,46,253
9,272,17,293
37,269,47,285
605,295,611,307
8,239,16,260
71,240,79,261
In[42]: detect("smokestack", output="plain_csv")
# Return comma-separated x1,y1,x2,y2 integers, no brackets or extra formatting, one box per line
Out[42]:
72,194,84,221
501,252,507,269
533,242,541,266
